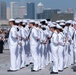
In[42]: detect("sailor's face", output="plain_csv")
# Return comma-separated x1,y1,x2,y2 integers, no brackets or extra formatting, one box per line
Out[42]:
9,22,12,26
66,23,70,27
73,24,76,29
29,23,33,28
56,29,60,33
50,28,54,32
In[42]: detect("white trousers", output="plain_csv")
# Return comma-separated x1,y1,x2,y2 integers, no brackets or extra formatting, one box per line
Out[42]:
37,43,42,70
51,43,58,72
25,40,31,65
16,45,22,70
9,44,18,70
41,44,45,69
44,43,49,66
63,42,69,68
74,44,76,63
58,46,64,70
30,44,39,71
21,44,26,68
69,43,74,65
49,43,52,63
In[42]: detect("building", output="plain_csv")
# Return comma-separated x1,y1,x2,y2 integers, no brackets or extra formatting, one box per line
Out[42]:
74,8,76,20
37,8,60,19
37,13,43,19
7,7,10,20
0,1,6,20
67,8,73,13
19,6,26,18
27,2,35,19
10,2,19,19
37,2,43,14
51,12,74,21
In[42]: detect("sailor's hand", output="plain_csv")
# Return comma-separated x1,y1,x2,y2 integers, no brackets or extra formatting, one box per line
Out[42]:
44,41,47,44
47,37,51,39
16,37,18,39
28,37,30,40
37,38,40,41
20,37,22,41
16,35,18,39
68,40,71,44
63,42,65,46
58,42,60,45
18,42,22,46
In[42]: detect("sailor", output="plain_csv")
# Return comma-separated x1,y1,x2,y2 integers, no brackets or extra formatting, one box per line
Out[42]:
0,34,4,54
37,22,45,69
73,21,76,63
37,22,43,70
40,20,50,66
63,20,71,69
7,19,18,72
56,24,64,72
40,20,47,68
48,22,54,64
68,20,75,65
29,20,40,72
50,24,59,74
18,20,26,68
15,20,22,70
22,20,31,67
34,21,42,70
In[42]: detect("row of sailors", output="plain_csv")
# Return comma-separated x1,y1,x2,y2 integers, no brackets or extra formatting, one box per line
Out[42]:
7,19,76,74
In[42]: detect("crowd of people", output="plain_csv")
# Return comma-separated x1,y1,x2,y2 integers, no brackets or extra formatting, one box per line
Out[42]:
7,19,76,74
0,30,7,53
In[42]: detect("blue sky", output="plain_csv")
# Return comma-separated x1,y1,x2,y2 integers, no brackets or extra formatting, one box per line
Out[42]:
0,0,76,11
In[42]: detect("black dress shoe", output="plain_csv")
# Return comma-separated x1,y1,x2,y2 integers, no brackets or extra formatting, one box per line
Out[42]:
7,70,17,72
30,62,33,64
31,70,38,72
26,65,29,67
64,67,68,69
58,70,63,72
20,67,25,69
50,71,58,74
73,69,76,72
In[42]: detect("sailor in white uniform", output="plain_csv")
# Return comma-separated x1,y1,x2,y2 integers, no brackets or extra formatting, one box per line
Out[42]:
8,19,19,72
73,21,76,63
37,23,45,69
68,21,75,65
29,20,40,72
63,21,71,69
56,24,64,72
23,21,31,66
40,20,50,66
48,22,54,64
50,24,59,74
37,22,43,70
15,20,22,70
18,20,26,68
